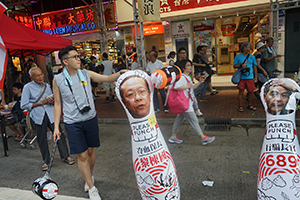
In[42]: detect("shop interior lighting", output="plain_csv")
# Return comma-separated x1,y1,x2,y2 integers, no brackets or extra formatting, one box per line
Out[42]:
253,10,256,14
237,12,239,17
220,15,222,18
204,17,207,20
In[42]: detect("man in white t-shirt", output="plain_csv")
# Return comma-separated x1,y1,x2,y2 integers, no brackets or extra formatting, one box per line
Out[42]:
91,48,99,66
146,51,168,112
100,53,115,103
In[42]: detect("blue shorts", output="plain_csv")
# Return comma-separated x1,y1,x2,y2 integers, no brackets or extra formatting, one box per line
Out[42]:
64,115,100,154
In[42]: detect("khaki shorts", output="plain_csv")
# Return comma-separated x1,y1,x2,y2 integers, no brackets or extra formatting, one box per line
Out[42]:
103,82,114,91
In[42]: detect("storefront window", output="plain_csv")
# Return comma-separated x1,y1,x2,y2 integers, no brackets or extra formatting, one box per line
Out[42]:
193,13,269,75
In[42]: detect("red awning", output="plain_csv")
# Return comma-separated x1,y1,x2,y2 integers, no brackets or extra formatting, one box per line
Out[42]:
0,14,72,57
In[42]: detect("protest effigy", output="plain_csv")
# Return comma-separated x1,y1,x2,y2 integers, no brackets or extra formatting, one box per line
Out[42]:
115,70,180,200
258,78,300,199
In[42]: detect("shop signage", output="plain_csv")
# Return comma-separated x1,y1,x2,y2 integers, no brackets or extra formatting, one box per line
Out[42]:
137,0,160,22
144,25,164,35
33,3,116,36
237,37,248,43
104,2,117,29
164,25,172,43
193,20,214,32
12,13,33,29
33,6,99,35
124,26,134,44
172,21,190,39
160,0,247,13
221,24,236,36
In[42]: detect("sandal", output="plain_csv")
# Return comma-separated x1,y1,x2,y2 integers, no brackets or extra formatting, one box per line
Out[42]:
42,163,49,171
238,106,244,112
14,136,22,141
247,105,257,111
64,157,75,165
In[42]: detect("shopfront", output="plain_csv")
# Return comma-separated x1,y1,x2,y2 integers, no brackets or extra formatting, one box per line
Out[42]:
160,0,271,74
132,21,166,61
192,12,270,74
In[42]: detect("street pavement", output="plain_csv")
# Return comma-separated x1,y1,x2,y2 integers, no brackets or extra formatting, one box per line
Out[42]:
0,123,289,200
1,90,300,199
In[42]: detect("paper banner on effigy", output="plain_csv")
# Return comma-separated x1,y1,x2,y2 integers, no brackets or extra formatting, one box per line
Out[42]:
115,70,180,200
258,78,300,199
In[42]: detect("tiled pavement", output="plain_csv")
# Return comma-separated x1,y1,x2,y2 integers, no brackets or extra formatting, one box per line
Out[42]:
94,90,299,120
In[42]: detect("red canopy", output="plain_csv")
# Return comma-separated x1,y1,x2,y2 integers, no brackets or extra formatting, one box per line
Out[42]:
0,14,72,57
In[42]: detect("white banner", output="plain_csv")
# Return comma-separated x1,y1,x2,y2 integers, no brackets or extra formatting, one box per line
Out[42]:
115,70,180,200
258,78,300,199
172,21,190,39
137,0,160,23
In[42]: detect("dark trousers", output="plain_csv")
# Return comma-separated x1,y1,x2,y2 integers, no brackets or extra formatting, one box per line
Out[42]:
154,88,167,110
32,114,70,164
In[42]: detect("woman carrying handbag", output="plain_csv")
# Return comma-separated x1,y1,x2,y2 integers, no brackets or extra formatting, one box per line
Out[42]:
168,59,215,145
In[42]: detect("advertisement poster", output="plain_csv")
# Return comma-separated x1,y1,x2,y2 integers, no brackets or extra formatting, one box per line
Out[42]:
115,70,180,200
258,78,300,200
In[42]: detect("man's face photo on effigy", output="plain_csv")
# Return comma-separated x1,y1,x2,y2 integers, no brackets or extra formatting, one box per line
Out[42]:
264,84,291,115
120,76,151,119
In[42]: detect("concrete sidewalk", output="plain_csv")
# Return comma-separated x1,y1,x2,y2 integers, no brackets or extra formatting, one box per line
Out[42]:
0,187,87,200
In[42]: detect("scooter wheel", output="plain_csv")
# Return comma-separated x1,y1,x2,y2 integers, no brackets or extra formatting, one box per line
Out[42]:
30,144,36,150
20,143,26,149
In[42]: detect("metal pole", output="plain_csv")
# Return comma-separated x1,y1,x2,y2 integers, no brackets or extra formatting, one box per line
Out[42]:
270,0,273,37
139,22,146,70
132,0,146,69
258,13,260,33
214,19,218,74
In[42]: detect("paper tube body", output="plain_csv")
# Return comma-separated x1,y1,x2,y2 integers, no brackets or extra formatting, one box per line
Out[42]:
115,70,180,200
258,78,300,199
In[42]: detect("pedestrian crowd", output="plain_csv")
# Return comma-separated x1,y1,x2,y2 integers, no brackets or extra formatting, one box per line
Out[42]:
1,37,284,199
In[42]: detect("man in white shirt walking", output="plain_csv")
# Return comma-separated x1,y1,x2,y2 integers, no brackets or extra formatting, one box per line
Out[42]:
100,53,115,103
146,51,168,112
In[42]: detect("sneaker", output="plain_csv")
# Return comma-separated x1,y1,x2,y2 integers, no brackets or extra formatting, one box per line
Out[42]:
164,109,169,113
202,136,215,145
154,109,160,113
89,186,101,200
84,175,94,192
210,91,219,95
111,98,116,103
199,99,208,102
168,137,183,144
195,109,203,117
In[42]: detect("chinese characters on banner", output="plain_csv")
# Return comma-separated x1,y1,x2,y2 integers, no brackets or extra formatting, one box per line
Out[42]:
104,2,117,29
160,0,247,13
137,0,160,22
221,24,236,36
33,3,116,36
258,78,300,199
12,13,33,29
172,21,190,39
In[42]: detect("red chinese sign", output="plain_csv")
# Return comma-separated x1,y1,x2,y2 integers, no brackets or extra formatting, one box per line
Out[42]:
160,0,248,13
12,13,33,29
104,2,117,29
33,3,116,36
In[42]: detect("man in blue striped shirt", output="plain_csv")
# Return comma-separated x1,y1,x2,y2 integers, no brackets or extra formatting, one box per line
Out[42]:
21,67,74,171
